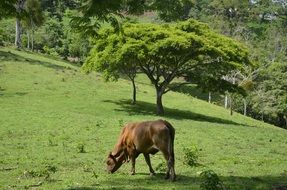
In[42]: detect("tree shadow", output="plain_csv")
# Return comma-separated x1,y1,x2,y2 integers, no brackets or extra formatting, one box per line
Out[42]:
67,174,287,190
103,99,243,126
170,82,222,104
0,50,78,71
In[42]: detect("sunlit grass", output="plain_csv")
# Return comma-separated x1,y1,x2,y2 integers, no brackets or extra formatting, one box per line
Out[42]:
0,48,287,190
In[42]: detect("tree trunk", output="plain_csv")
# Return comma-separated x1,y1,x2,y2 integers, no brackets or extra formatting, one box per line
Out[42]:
31,29,34,51
15,0,26,49
224,94,228,109
156,88,164,115
15,18,21,48
208,92,211,103
230,94,233,116
131,79,136,104
27,30,30,49
243,98,247,116
31,28,34,51
261,102,264,121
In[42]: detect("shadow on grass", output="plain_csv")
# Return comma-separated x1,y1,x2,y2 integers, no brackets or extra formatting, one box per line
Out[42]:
170,82,222,104
103,99,242,126
0,50,78,71
67,173,287,190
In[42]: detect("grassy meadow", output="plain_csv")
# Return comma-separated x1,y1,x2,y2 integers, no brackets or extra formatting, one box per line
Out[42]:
0,48,287,190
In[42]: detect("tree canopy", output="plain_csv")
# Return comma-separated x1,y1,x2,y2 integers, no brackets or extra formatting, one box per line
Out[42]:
0,0,17,19
71,0,194,36
83,19,251,115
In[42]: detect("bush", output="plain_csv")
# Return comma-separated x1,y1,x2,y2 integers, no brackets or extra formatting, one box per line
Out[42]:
183,145,199,167
200,170,224,190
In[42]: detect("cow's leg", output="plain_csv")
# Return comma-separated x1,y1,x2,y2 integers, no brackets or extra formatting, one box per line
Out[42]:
143,153,155,175
130,152,140,175
159,149,171,179
157,146,176,181
131,156,136,175
168,155,175,181
162,153,175,181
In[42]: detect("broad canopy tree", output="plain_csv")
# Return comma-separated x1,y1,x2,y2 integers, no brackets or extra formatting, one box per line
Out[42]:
83,19,250,115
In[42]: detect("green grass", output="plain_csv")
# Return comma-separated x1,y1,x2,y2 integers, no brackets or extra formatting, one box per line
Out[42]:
0,48,287,190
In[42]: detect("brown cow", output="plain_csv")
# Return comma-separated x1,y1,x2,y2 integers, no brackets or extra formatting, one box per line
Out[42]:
106,119,176,181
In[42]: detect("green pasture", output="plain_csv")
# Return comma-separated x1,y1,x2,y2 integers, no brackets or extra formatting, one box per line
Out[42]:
0,48,287,190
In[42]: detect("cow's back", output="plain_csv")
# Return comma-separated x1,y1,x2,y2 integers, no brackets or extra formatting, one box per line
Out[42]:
124,120,171,153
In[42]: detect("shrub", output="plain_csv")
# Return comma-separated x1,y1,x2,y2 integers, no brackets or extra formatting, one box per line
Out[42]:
183,145,199,167
200,170,224,190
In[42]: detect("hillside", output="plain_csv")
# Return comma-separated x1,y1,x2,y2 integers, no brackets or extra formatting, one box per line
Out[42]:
0,48,287,190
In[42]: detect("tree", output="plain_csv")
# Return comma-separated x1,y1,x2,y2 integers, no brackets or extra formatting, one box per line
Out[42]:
84,28,139,104
83,19,250,115
150,0,194,22
15,0,26,48
71,0,193,36
251,62,287,128
41,16,64,55
0,0,17,19
24,0,44,50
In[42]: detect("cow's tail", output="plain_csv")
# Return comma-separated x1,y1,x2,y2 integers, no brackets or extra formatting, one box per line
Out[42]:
163,120,176,181
163,120,175,160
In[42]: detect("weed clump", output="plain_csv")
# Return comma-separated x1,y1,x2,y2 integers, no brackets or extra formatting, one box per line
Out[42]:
24,165,57,180
183,145,199,167
200,170,224,190
155,160,166,173
77,143,86,153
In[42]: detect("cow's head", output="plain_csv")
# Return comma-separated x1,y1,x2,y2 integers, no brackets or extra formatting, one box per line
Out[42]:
106,152,125,173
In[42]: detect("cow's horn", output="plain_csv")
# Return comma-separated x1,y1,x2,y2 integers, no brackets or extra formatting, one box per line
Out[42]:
109,152,117,163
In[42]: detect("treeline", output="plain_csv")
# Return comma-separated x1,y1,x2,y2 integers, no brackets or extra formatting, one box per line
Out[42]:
189,0,287,128
0,0,286,128
0,0,89,62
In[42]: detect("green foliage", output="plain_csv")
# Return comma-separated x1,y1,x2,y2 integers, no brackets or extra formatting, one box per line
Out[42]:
183,145,199,167
0,19,14,46
24,165,57,179
151,0,194,22
251,62,287,127
71,0,194,36
0,0,17,19
24,0,44,28
43,16,64,50
182,0,287,127
200,170,224,190
41,0,80,18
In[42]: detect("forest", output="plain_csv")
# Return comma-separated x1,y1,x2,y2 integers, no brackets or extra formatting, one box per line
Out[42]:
0,0,286,128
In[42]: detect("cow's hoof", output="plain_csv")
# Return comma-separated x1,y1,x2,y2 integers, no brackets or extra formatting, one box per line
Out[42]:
131,172,135,175
150,172,155,176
